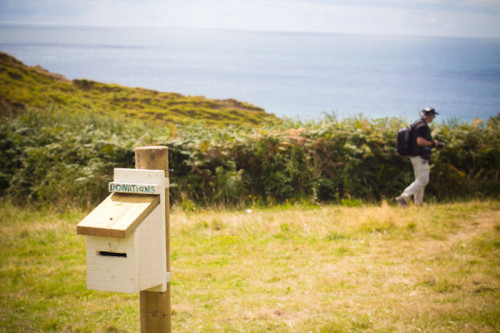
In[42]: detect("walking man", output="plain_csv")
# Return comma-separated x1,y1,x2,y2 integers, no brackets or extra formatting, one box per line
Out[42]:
396,107,440,206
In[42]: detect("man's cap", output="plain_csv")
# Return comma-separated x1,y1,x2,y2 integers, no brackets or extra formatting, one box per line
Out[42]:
421,107,439,116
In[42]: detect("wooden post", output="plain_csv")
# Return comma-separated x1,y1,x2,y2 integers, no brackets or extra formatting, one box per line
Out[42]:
135,146,171,333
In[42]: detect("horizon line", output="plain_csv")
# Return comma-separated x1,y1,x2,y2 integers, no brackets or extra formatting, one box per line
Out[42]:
1,21,499,41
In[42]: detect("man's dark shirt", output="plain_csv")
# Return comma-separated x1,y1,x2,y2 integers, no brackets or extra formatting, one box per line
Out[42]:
410,118,432,160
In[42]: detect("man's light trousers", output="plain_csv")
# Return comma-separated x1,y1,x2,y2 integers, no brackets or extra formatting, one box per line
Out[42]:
401,156,430,205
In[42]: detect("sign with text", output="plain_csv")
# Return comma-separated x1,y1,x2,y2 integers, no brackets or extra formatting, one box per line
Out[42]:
109,182,160,195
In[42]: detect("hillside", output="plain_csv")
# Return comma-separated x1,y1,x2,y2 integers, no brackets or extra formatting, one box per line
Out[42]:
0,52,278,126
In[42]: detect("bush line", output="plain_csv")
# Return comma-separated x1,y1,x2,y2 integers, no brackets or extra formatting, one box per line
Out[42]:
1,108,499,209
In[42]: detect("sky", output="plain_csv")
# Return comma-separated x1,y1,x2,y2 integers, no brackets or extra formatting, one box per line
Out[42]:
1,0,500,38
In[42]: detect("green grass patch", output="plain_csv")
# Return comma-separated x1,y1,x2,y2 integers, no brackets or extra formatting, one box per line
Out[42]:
1,200,499,332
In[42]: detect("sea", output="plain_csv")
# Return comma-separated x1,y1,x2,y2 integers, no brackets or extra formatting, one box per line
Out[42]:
1,24,500,123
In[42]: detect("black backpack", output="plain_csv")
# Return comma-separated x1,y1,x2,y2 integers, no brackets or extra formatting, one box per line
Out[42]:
396,125,412,156
396,119,424,156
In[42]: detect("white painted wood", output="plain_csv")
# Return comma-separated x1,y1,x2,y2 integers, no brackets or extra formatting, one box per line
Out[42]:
81,168,168,294
137,206,166,291
114,168,164,186
86,235,137,293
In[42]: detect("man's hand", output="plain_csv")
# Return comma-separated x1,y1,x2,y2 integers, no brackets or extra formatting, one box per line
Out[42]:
417,138,444,149
417,137,438,147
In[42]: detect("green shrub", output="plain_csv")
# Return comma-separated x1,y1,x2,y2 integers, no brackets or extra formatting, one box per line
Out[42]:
0,108,139,207
1,108,499,209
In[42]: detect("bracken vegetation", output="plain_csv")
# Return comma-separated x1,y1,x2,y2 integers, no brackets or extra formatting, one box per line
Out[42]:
1,106,499,209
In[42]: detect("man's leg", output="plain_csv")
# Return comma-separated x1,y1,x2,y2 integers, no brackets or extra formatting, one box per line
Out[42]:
399,156,430,204
412,158,430,205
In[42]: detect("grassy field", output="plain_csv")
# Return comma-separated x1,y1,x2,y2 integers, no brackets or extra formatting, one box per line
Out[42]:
1,200,499,332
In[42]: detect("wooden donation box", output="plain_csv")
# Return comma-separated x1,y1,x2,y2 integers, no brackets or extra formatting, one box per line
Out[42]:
77,168,169,293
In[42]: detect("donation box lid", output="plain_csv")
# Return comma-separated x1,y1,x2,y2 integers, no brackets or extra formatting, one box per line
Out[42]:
77,193,160,238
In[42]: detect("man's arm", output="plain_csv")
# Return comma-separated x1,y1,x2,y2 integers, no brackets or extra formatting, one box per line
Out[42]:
416,137,439,147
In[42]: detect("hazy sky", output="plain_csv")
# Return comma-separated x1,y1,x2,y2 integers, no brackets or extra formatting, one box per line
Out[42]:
1,0,500,38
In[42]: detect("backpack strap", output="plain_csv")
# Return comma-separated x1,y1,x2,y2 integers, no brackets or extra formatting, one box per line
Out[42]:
410,117,426,133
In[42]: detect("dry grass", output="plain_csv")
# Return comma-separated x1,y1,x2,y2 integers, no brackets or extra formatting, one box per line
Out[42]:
1,200,499,332
170,201,500,332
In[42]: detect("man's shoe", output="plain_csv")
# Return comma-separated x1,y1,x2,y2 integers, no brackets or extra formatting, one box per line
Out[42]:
396,196,407,207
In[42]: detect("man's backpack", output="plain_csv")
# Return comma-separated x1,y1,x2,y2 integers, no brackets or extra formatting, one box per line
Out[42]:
396,126,412,156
